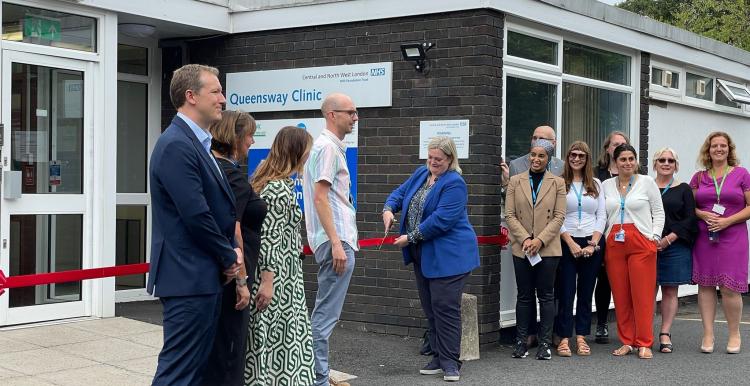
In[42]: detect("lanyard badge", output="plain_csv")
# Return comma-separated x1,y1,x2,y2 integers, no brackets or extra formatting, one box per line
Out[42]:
711,166,729,215
615,176,635,242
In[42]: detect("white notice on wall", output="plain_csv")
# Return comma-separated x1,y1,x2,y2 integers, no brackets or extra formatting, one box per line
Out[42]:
419,120,469,159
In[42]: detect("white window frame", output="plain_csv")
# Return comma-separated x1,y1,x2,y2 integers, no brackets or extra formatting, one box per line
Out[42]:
649,60,683,98
503,19,638,160
717,79,750,105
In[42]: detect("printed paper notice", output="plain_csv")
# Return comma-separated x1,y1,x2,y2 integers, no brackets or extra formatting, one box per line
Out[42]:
419,120,469,159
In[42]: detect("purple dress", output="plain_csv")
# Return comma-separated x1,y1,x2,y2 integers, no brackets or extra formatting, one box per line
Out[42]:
690,167,750,293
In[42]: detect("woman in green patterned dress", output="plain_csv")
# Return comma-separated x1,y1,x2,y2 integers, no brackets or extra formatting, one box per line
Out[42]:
245,126,315,386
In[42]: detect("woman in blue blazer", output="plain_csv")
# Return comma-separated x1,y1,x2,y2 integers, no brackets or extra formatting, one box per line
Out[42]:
383,137,479,382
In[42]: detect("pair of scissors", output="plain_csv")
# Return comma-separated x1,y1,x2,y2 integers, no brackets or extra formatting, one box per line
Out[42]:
377,219,397,250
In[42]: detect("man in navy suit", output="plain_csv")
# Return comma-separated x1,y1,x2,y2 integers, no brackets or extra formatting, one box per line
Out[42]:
148,64,243,386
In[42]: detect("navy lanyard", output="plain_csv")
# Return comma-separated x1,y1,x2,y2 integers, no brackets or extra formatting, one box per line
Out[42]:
529,175,544,206
660,177,674,197
571,181,583,224
619,176,635,226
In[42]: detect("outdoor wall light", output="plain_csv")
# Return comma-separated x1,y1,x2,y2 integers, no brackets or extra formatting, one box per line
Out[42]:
119,23,157,38
400,42,434,73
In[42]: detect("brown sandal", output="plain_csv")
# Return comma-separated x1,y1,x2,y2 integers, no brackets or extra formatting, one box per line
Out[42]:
638,347,653,359
612,344,633,356
576,336,591,356
557,338,572,357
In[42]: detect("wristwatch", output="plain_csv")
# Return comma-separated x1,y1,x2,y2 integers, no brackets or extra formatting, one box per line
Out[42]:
236,276,248,287
652,235,662,242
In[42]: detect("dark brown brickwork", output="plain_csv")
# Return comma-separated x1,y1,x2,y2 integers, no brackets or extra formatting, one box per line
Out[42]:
176,9,506,344
640,53,651,167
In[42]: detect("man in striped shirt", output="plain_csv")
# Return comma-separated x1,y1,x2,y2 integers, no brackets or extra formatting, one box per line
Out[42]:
303,93,359,386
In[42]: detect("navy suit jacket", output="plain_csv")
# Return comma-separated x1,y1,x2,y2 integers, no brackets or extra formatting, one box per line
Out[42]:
385,166,480,278
147,115,238,297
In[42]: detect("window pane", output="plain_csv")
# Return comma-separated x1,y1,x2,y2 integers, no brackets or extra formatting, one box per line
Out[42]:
1,3,97,52
117,81,148,193
9,214,83,307
716,88,740,108
686,73,713,101
116,206,147,290
118,44,148,76
563,41,630,86
651,68,679,89
505,77,557,161
507,31,558,65
11,63,84,194
562,83,630,162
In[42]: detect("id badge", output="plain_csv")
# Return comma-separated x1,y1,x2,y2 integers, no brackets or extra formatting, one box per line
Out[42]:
614,230,625,243
712,203,726,215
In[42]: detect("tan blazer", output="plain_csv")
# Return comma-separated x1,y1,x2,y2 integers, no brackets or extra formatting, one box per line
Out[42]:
505,170,567,257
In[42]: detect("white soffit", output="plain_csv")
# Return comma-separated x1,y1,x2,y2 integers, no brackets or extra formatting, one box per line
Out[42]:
229,0,750,80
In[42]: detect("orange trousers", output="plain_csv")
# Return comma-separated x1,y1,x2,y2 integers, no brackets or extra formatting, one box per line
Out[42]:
605,223,657,348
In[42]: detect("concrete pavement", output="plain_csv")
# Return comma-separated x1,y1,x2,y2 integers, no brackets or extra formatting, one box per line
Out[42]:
1,296,749,385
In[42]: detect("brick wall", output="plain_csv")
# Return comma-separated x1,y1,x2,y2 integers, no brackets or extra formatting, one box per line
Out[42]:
183,9,506,343
639,53,651,167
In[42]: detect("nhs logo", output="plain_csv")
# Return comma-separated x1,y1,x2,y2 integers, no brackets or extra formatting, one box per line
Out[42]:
370,67,386,76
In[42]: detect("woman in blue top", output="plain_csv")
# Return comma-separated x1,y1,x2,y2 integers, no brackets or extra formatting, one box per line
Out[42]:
383,136,479,383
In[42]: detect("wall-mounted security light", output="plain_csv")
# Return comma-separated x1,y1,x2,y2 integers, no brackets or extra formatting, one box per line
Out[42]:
400,42,434,73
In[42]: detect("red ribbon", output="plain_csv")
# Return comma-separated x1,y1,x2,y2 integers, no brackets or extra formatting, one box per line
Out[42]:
0,229,509,295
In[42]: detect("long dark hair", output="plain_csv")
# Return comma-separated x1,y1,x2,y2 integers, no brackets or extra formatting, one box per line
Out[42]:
563,141,599,198
613,143,638,162
250,126,312,193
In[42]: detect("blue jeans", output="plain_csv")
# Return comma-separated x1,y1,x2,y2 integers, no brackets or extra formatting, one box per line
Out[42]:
311,241,355,386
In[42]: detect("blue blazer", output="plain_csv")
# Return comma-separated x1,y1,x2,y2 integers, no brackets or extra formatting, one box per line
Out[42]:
385,166,479,278
147,116,238,297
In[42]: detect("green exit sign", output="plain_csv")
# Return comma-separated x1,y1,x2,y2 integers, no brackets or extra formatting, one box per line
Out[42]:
23,15,61,42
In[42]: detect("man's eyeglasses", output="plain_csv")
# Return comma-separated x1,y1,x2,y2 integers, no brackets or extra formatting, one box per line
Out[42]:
568,152,587,160
657,158,676,164
332,110,359,118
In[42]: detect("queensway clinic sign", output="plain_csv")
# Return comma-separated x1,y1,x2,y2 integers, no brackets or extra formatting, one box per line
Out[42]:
226,62,393,112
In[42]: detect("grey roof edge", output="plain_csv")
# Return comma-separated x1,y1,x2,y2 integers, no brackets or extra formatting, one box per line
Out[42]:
538,0,750,66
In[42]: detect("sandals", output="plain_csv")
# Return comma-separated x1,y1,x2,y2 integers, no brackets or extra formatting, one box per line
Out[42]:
638,346,653,359
576,336,591,356
612,344,633,356
659,332,673,353
556,338,572,357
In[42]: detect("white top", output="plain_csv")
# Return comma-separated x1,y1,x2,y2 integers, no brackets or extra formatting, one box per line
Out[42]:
560,179,607,237
602,175,665,239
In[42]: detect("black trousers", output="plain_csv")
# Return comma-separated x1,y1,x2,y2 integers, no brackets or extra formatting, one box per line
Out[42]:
553,237,603,338
412,245,469,372
200,281,251,386
594,242,612,325
513,255,560,345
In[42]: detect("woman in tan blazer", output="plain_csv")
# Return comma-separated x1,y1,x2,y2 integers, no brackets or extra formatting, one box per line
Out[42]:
505,139,567,361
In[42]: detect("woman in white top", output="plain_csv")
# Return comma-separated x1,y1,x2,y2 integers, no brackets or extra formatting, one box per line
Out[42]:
553,141,606,357
602,144,665,359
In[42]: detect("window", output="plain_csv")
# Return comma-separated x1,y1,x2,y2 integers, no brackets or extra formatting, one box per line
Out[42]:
505,77,557,160
651,67,679,89
118,44,148,76
686,72,713,101
562,83,630,162
116,206,147,290
507,31,558,65
117,81,148,193
563,41,630,86
717,79,750,105
1,3,97,52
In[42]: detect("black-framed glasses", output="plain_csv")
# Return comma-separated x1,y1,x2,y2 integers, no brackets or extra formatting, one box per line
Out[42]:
568,152,587,160
332,109,359,118
657,158,676,164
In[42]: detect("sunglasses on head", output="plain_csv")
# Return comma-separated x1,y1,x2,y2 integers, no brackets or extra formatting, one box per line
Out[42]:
657,158,676,164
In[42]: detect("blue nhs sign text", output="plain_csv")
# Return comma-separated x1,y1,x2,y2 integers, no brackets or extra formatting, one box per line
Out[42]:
370,67,386,76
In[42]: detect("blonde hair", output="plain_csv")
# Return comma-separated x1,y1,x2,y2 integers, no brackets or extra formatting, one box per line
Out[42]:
652,147,680,172
425,137,461,174
250,126,313,193
698,131,738,170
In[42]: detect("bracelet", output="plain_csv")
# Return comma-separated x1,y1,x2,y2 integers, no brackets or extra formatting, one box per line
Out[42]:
666,238,672,246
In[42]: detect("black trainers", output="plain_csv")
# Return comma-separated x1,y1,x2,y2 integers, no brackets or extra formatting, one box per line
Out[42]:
419,357,442,375
511,340,528,358
595,323,609,344
536,342,552,360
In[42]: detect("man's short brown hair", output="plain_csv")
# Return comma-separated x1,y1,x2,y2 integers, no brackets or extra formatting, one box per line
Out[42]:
169,64,220,109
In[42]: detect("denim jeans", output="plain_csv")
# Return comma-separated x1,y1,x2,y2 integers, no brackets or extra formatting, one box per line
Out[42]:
311,241,355,386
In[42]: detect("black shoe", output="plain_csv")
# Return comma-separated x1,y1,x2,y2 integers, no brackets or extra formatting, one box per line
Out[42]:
595,324,609,344
511,340,528,358
536,343,552,360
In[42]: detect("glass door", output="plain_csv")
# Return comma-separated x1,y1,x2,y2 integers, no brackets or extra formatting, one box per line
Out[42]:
0,51,91,325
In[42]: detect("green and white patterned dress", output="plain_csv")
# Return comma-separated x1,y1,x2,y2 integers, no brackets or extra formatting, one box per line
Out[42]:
244,179,314,386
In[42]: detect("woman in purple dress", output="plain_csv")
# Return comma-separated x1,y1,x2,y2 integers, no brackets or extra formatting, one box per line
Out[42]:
691,131,750,355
